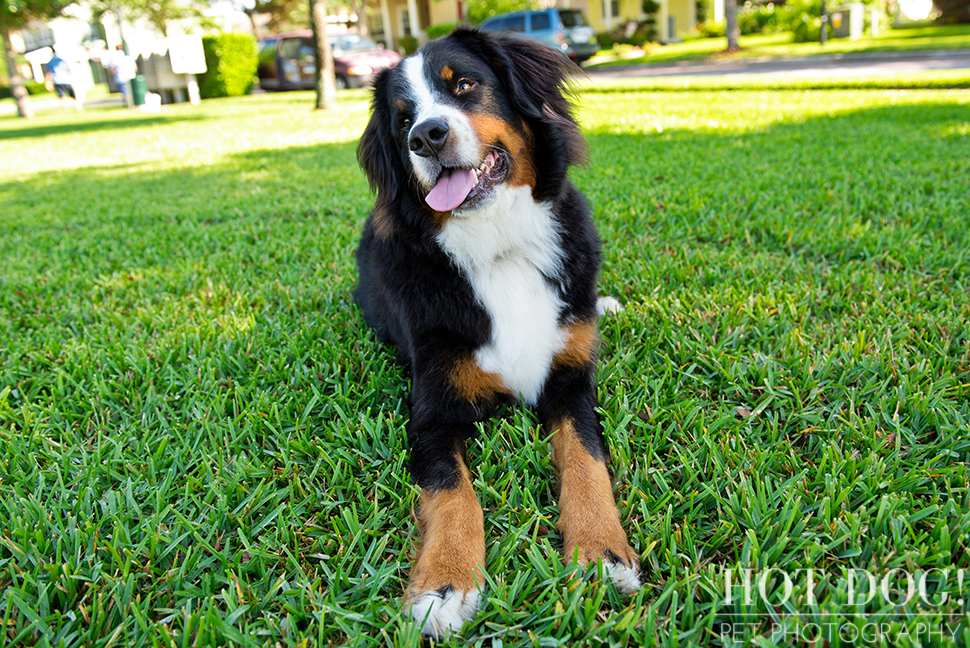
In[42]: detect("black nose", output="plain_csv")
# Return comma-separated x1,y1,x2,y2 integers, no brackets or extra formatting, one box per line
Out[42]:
408,118,450,158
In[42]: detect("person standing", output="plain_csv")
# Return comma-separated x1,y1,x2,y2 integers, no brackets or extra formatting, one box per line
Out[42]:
44,46,82,111
109,44,137,108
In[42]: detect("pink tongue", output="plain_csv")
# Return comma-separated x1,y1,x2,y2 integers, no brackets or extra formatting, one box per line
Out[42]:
425,168,477,212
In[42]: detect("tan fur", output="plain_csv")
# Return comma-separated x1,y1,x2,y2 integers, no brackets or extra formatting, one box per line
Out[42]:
441,65,455,81
554,319,598,369
372,204,394,239
449,355,508,402
407,456,486,597
467,115,536,190
548,420,639,571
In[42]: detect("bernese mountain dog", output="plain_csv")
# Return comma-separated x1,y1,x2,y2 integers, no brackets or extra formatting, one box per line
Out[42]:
354,28,640,637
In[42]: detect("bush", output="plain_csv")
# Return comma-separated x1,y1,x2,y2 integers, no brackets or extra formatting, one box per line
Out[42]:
426,23,456,40
738,2,782,34
0,81,48,100
199,34,258,99
697,19,727,36
398,35,419,55
597,19,657,49
777,0,833,41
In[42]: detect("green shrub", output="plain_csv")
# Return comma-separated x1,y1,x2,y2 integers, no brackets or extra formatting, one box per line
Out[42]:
199,33,258,99
738,1,781,34
398,35,419,55
697,18,726,36
426,23,456,40
777,0,832,41
0,81,48,99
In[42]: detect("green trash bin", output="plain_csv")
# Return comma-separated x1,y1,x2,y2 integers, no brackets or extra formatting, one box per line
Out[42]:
131,74,147,106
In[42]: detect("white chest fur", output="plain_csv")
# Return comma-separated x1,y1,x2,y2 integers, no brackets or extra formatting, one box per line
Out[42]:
436,186,565,405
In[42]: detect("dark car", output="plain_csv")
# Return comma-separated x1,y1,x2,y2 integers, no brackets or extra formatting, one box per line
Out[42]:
479,9,599,64
257,31,401,90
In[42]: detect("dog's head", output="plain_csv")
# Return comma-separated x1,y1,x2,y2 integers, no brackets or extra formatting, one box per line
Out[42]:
358,28,587,225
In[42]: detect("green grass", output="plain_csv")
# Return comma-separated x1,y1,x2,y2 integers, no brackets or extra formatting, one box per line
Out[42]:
587,24,970,68
2,79,969,647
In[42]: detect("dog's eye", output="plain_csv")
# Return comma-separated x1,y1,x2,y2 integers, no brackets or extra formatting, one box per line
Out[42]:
401,116,412,131
456,79,474,94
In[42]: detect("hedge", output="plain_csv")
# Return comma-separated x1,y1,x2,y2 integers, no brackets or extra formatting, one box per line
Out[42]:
199,34,258,99
0,81,48,100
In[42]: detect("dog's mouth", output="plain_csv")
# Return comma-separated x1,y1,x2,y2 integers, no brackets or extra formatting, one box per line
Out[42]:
424,149,509,213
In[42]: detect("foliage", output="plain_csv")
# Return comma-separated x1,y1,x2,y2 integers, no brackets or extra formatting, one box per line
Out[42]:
696,18,727,36
0,0,73,29
598,20,658,48
86,0,211,37
244,0,304,34
398,34,418,55
0,79,46,98
465,0,534,25
934,0,970,23
738,1,782,34
198,33,257,99
778,0,832,41
425,23,457,40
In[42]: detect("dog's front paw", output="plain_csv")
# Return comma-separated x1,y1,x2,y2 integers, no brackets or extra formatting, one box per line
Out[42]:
566,541,642,594
406,585,481,638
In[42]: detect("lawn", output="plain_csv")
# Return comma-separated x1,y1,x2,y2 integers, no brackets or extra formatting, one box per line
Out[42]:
1,78,969,647
587,24,970,68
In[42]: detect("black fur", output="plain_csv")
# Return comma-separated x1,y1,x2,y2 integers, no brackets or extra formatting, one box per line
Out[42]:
354,29,608,490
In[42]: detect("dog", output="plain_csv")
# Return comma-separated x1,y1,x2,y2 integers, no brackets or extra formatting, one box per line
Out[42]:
354,28,640,637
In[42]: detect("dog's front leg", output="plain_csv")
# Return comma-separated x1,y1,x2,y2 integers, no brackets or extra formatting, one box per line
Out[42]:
403,362,490,637
538,361,641,594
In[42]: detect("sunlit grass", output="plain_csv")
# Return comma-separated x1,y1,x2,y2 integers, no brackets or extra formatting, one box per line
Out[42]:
2,77,969,646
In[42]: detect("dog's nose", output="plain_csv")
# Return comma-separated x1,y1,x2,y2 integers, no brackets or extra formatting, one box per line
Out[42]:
408,119,450,158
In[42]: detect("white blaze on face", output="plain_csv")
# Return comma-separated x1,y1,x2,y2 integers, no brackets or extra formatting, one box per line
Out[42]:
401,54,483,194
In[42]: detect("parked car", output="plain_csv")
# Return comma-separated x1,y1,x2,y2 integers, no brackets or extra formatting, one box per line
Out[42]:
479,9,599,64
257,31,401,91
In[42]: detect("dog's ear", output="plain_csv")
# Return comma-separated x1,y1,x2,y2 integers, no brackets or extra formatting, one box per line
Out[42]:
357,68,406,211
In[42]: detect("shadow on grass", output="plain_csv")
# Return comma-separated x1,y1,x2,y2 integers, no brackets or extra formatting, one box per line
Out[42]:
2,99,968,288
0,112,210,141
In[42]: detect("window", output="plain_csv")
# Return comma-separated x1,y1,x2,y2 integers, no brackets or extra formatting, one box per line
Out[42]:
401,9,412,36
530,12,551,30
559,10,588,27
507,15,526,31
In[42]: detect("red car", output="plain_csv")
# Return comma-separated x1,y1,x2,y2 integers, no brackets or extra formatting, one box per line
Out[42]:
257,30,401,91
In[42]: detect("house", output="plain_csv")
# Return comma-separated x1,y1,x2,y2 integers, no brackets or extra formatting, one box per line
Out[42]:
366,0,698,52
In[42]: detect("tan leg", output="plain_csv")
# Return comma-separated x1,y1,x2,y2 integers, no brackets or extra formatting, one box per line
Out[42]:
549,419,641,593
405,455,485,637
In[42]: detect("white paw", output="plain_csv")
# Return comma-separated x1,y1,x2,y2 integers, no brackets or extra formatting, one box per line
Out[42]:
596,296,623,316
408,587,480,638
602,558,641,594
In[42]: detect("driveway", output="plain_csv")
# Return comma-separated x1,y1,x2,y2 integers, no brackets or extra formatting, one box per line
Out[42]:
585,49,970,79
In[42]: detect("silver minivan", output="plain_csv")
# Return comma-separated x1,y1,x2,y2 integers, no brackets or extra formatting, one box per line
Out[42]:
480,9,600,64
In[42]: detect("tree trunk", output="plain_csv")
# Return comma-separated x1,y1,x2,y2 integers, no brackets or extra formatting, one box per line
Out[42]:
724,0,739,50
1,22,34,119
310,0,336,110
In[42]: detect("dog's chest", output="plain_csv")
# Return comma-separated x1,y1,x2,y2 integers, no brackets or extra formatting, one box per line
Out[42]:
436,187,565,405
